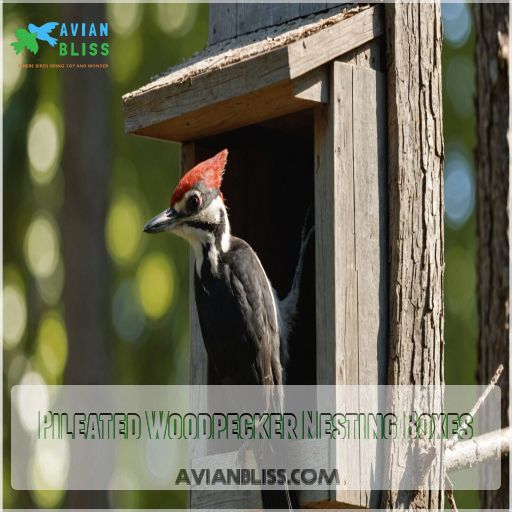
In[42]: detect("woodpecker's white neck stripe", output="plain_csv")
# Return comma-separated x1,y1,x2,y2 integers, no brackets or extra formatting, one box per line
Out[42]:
177,196,230,276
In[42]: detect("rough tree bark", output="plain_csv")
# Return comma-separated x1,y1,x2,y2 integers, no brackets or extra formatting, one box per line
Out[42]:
61,3,111,508
383,1,444,509
474,4,510,509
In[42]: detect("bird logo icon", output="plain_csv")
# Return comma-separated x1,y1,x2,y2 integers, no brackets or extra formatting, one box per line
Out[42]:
11,22,59,55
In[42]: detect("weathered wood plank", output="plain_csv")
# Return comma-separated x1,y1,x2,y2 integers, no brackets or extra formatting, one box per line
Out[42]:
292,66,328,103
300,4,328,17
272,3,300,26
183,144,208,511
287,6,384,79
182,144,208,486
314,61,360,507
208,3,237,45
314,60,388,508
182,143,208,392
352,63,387,509
123,6,384,141
338,37,385,71
236,3,302,36
123,45,291,135
132,80,319,142
237,2,273,35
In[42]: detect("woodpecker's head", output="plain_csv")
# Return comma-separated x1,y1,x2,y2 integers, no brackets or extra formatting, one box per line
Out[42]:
144,149,231,263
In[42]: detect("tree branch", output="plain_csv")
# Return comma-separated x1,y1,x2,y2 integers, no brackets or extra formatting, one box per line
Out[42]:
445,427,511,472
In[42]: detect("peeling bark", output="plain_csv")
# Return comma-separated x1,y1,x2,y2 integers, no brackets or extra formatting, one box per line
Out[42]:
383,1,444,509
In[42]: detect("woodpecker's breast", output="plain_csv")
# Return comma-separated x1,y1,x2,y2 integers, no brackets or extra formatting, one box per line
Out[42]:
193,236,282,385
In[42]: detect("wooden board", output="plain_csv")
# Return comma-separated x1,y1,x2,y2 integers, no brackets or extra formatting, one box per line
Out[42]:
208,3,237,44
209,3,345,45
313,61,387,508
128,78,320,142
123,6,383,142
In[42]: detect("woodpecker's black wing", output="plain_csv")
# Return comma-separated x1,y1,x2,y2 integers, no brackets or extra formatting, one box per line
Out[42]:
194,237,296,510
194,236,282,387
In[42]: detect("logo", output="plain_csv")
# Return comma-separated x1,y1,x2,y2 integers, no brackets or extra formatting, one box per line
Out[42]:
10,21,109,57
11,22,58,55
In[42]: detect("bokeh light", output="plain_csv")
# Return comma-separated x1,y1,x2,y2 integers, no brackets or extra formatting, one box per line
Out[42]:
136,252,176,320
24,213,60,280
3,283,27,349
445,148,475,229
142,439,182,485
5,3,205,509
106,193,143,265
30,439,69,507
30,489,65,509
107,3,141,36
34,311,68,381
112,279,146,342
15,372,49,432
36,259,65,306
442,2,472,48
27,110,61,186
156,3,198,37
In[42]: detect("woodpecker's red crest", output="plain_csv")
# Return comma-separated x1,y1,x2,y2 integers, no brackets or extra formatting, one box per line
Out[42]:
170,149,228,208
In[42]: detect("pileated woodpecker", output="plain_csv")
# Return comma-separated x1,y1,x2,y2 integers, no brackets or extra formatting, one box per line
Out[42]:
144,149,312,510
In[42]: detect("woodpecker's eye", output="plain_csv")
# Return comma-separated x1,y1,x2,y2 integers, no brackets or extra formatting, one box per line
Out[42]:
187,193,201,212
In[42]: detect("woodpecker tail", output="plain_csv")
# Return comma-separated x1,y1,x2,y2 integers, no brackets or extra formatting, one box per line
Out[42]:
261,487,299,511
276,207,314,368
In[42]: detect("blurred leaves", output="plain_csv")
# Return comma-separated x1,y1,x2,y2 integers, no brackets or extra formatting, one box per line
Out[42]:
4,2,208,508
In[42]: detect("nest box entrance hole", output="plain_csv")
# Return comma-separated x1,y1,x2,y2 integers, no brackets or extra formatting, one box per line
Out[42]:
191,108,316,386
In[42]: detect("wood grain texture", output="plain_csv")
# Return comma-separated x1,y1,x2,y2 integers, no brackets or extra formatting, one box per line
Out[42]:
474,4,509,509
382,1,444,509
123,6,384,142
300,4,328,17
182,145,208,512
314,61,387,508
292,66,329,103
236,2,272,35
287,6,383,79
210,1,339,45
272,4,300,26
338,37,385,71
208,3,237,44
128,80,320,142
181,143,208,393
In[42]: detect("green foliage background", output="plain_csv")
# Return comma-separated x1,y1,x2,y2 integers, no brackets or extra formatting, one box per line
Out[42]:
3,2,479,509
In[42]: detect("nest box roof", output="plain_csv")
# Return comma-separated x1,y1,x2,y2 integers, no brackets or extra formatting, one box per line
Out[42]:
122,4,383,142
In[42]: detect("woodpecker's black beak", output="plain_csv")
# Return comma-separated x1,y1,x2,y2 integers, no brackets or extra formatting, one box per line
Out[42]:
143,208,178,234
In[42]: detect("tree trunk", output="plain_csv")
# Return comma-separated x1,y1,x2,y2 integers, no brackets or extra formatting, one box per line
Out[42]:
474,4,510,509
383,1,444,509
61,3,111,508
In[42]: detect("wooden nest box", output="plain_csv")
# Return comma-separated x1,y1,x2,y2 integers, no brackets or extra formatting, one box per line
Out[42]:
123,3,389,509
